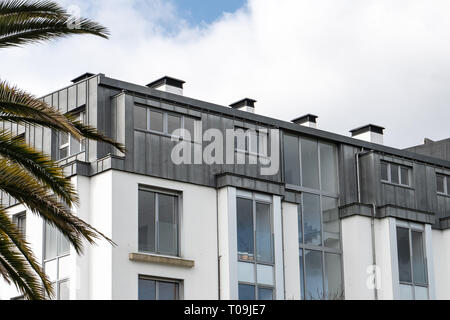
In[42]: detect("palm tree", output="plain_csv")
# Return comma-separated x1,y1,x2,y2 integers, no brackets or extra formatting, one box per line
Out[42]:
0,0,124,300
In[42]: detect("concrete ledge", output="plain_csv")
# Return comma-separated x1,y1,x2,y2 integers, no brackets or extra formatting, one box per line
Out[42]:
129,252,195,268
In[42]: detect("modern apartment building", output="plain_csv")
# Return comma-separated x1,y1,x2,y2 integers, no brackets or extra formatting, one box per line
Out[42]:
0,73,449,300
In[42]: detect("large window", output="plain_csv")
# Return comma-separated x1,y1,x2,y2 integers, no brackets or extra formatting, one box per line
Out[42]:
44,223,70,300
138,276,180,300
134,105,198,140
298,195,342,300
58,110,86,160
237,192,275,300
138,188,179,256
436,174,450,195
381,161,411,187
283,134,338,194
396,223,428,300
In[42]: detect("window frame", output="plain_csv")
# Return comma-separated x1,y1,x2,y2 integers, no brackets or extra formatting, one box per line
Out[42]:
381,161,412,187
58,109,86,160
138,275,181,300
42,222,71,300
234,126,270,161
396,221,429,300
236,191,276,300
436,173,450,196
138,186,180,257
134,105,200,142
13,211,26,235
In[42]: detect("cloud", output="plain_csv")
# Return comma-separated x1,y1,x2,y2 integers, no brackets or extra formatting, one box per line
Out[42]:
2,0,450,148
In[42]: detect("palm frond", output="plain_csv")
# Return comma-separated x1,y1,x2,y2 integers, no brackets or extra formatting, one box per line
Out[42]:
0,0,108,49
0,207,53,298
0,159,114,253
0,229,47,300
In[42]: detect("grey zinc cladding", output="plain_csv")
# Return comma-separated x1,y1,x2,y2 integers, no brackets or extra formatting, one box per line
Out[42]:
2,73,450,230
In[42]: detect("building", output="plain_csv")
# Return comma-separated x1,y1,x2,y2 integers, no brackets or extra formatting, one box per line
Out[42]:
0,73,449,300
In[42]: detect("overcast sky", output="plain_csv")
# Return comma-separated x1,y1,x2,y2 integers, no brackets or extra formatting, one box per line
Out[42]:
2,0,450,148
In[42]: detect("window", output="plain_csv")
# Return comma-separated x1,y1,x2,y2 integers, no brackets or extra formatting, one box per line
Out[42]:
58,111,86,160
133,105,198,140
299,194,342,300
138,188,179,256
381,161,411,186
283,135,338,194
436,174,450,195
44,223,71,300
237,192,275,300
396,224,428,300
138,276,180,300
14,212,26,235
234,126,270,160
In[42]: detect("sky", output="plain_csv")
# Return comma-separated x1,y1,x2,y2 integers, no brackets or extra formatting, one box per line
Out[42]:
2,0,450,149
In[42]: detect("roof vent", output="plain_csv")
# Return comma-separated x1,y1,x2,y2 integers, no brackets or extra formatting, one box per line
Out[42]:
292,114,318,128
146,76,185,95
230,98,256,113
350,124,385,145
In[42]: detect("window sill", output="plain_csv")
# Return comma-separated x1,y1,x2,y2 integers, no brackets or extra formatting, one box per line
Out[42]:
381,181,415,190
129,252,195,268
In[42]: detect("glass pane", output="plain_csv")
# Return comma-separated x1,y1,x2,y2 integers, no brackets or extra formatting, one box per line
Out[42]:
414,286,428,300
158,194,177,255
303,193,322,246
134,106,147,130
436,175,445,193
45,223,57,260
400,167,409,186
322,197,340,249
391,164,399,184
258,287,273,300
411,231,427,285
256,202,273,263
58,255,71,279
305,250,324,300
138,190,156,253
150,110,163,132
298,204,303,244
319,143,338,193
58,280,70,300
447,177,450,195
138,278,156,300
396,227,412,283
324,253,343,300
59,146,68,159
257,264,274,286
158,281,178,300
283,134,300,185
70,135,80,156
381,162,389,181
184,117,195,140
237,198,254,261
301,137,319,190
60,132,68,146
299,249,305,299
44,260,57,282
58,232,70,256
238,262,255,283
399,284,413,300
238,284,255,300
167,114,181,135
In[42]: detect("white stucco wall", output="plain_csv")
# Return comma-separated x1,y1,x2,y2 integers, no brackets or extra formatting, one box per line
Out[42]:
281,201,301,300
432,228,450,299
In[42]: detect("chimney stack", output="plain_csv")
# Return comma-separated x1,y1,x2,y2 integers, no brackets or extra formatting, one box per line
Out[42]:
350,124,385,145
146,76,185,95
230,98,257,113
292,114,318,128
